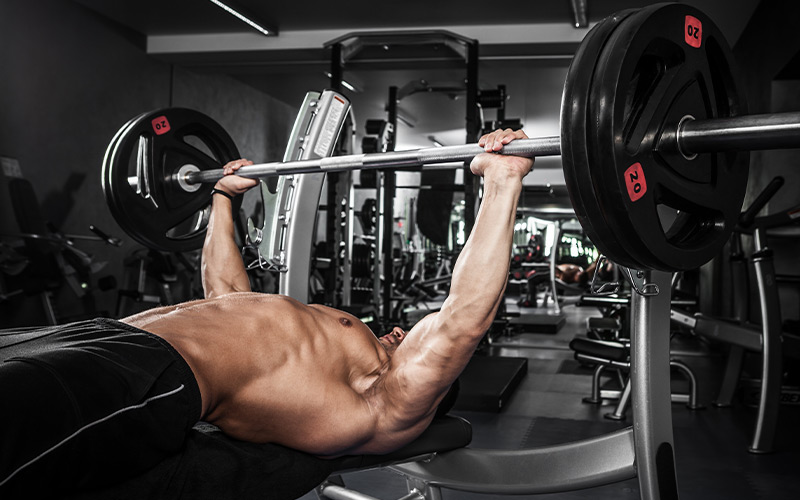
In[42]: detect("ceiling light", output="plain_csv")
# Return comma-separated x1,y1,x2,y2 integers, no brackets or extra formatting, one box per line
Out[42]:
569,0,588,28
395,111,417,128
323,72,362,93
208,0,276,36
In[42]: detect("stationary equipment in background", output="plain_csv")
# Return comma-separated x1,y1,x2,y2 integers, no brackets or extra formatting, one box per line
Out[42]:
1,161,120,326
671,177,800,453
95,4,800,499
244,90,352,304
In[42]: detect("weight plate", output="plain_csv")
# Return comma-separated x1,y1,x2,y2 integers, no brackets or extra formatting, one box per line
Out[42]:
102,111,152,235
584,6,670,271
588,3,748,271
102,108,242,252
104,112,147,161
561,8,641,269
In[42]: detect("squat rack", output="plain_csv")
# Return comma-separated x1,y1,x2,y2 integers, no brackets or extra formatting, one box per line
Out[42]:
325,30,480,324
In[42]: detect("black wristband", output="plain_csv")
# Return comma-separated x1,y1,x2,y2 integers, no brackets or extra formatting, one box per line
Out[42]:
211,188,235,201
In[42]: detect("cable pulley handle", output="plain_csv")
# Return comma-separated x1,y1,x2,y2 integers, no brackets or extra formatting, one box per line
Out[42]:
739,176,785,227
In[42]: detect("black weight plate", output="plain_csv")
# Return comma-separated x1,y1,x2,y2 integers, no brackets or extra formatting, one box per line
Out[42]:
104,112,147,161
102,108,242,252
584,6,670,271
588,3,748,271
102,111,151,231
102,109,203,252
561,8,641,269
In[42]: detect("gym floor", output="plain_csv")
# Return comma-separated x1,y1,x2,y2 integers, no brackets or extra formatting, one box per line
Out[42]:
300,301,800,500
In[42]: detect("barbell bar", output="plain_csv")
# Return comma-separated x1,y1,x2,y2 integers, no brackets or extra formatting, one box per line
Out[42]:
182,112,800,187
676,112,800,155
184,137,559,185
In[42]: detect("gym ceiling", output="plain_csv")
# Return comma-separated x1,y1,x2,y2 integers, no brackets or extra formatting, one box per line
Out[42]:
72,0,761,159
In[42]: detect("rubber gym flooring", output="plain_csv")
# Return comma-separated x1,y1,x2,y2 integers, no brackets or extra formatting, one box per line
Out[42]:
298,301,800,499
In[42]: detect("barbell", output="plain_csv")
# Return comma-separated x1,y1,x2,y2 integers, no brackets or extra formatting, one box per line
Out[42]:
102,3,800,271
179,113,798,183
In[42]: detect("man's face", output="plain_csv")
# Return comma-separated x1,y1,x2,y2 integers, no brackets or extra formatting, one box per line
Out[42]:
377,327,406,354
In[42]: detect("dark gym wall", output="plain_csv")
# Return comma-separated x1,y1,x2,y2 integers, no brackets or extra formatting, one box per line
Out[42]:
0,0,295,326
733,0,800,209
704,0,800,321
170,67,297,164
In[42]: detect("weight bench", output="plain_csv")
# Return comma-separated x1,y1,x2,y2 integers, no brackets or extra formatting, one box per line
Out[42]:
570,336,702,420
66,268,679,500
66,416,472,500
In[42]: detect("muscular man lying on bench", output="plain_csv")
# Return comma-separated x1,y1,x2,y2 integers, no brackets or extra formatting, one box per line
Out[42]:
0,129,533,497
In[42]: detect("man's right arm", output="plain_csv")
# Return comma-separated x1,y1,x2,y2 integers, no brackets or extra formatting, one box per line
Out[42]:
201,159,258,298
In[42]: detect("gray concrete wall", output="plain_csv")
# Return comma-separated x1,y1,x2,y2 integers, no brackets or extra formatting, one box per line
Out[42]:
0,0,295,326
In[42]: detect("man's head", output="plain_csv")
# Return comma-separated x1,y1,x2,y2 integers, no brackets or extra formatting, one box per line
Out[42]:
377,327,406,355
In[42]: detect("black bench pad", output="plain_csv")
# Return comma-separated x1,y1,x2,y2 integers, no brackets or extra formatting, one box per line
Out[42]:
569,336,628,362
65,416,472,500
333,415,472,473
587,317,621,332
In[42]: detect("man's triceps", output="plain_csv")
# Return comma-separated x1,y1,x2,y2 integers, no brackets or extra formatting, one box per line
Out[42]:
388,313,477,420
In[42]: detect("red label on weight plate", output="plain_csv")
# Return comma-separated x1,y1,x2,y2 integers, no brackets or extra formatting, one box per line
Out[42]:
151,116,171,135
685,15,702,48
624,163,647,202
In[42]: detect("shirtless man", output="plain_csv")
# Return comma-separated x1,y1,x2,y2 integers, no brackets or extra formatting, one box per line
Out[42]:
0,128,533,497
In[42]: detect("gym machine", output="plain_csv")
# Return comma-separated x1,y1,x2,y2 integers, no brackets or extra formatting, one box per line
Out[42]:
671,177,800,453
99,4,800,499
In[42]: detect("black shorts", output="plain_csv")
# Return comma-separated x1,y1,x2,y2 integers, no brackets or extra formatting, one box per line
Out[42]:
0,318,202,498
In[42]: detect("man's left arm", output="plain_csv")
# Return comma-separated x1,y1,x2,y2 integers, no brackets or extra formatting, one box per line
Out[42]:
201,159,258,298
378,129,534,431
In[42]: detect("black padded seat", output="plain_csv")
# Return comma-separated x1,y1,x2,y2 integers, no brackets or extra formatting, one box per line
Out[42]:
66,416,472,500
587,317,620,332
332,415,472,473
569,336,628,362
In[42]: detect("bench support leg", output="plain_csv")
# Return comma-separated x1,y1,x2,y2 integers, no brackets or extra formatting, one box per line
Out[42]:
631,270,679,500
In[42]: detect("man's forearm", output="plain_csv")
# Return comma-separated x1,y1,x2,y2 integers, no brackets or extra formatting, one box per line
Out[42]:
442,173,522,336
201,194,251,298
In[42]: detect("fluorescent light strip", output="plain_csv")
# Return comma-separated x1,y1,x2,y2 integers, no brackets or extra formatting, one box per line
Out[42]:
427,136,445,147
208,0,273,36
323,72,360,93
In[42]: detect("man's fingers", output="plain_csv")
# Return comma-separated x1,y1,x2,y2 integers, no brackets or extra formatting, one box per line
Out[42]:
500,128,528,144
230,159,253,171
482,130,503,152
222,159,253,175
479,129,527,152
